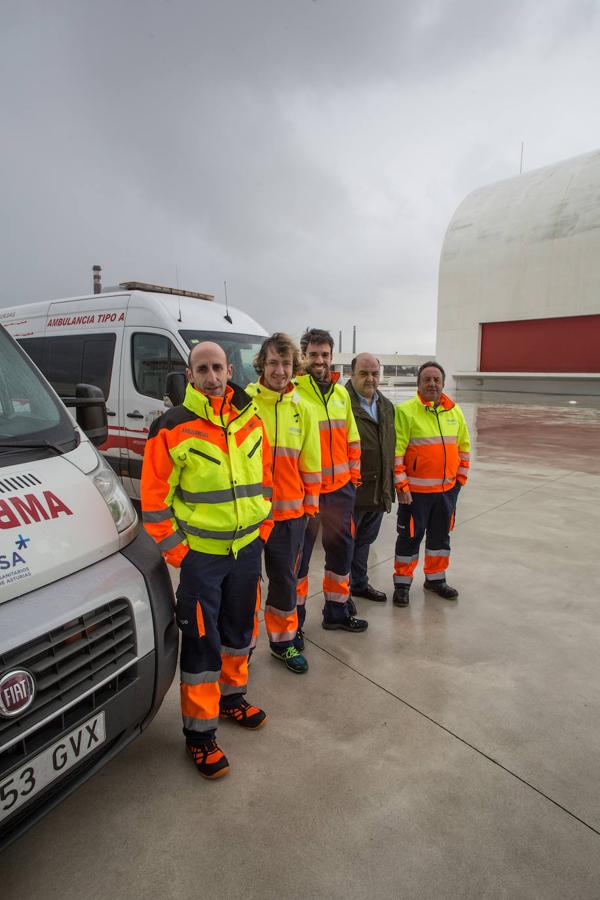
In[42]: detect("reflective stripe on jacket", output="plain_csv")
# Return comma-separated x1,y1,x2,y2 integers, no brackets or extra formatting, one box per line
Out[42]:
394,392,471,495
246,380,321,520
141,381,273,564
294,372,360,495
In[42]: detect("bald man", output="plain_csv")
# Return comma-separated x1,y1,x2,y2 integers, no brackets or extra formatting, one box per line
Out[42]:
345,353,395,603
141,341,273,780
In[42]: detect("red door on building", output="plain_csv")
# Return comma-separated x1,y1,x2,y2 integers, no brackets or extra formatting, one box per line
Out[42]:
480,314,600,372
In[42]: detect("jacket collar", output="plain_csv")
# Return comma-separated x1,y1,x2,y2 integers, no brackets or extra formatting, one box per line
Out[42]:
295,371,339,396
184,381,252,423
253,379,296,403
346,379,380,410
416,390,455,411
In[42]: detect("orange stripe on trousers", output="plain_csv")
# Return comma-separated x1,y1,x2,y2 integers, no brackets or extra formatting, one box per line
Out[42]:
181,682,219,724
423,554,450,576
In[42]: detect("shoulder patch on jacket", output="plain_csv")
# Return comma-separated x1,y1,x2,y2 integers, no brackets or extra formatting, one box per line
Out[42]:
148,405,198,438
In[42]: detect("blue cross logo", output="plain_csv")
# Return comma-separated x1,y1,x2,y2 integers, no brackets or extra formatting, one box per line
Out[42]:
15,534,30,551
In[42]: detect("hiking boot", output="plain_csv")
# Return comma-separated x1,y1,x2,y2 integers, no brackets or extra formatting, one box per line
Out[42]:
424,580,459,599
351,584,387,602
186,740,230,779
294,628,305,651
393,586,410,607
219,698,267,729
322,616,368,633
271,645,309,674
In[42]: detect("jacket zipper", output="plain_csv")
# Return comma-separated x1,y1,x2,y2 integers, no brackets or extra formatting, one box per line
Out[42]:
189,447,221,465
432,406,448,490
272,393,282,476
248,435,262,458
310,377,334,475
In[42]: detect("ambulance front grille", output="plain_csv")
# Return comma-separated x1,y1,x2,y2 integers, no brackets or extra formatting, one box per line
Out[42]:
0,599,137,761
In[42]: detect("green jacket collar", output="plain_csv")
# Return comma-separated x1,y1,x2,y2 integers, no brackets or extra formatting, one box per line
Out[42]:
345,380,382,413
183,381,252,424
246,380,297,405
295,372,339,401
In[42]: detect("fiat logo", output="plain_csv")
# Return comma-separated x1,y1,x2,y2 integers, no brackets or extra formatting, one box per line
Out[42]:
0,669,36,718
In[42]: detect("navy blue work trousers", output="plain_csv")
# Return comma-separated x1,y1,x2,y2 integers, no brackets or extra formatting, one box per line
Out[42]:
264,516,306,649
350,508,385,592
176,538,262,744
394,485,460,586
297,481,356,625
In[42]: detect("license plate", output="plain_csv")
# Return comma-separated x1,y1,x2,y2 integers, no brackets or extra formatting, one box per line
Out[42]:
0,712,106,823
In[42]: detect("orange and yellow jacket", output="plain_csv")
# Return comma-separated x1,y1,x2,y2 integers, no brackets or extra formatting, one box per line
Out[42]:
246,380,321,520
294,372,360,495
394,392,471,495
141,381,273,566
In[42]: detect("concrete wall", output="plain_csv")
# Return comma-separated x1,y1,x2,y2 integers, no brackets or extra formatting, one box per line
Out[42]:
436,148,600,387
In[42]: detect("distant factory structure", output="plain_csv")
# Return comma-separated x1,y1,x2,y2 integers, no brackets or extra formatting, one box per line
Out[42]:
437,148,600,394
331,353,430,385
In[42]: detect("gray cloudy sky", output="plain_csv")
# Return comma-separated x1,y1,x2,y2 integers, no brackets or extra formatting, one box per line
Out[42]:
2,0,599,352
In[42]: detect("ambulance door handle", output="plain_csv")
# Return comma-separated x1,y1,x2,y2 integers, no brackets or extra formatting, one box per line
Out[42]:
127,410,144,419
107,410,116,417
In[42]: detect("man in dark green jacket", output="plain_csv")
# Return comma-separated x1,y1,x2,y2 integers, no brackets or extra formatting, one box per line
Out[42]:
345,353,395,603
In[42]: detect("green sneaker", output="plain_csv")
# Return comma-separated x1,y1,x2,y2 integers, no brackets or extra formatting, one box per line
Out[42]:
271,645,309,674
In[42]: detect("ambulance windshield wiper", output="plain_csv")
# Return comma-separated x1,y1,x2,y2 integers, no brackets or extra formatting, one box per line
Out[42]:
0,440,66,454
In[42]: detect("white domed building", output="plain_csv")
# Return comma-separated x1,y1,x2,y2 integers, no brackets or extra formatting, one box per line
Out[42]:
437,149,600,394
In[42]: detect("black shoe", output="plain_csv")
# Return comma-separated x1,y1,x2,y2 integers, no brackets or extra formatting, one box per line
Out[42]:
322,616,368,633
294,628,305,651
393,586,410,607
219,699,267,729
424,580,459,599
186,740,230,779
351,584,387,602
347,597,357,616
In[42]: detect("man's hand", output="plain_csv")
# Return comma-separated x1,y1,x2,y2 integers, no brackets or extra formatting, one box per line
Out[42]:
397,490,412,505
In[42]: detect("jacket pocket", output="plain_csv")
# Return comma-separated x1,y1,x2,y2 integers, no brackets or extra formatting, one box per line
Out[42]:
248,435,263,458
175,590,206,638
396,502,412,533
361,471,377,484
189,447,221,465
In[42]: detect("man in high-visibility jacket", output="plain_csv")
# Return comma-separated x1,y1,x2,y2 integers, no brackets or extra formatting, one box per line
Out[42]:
294,328,368,635
393,361,471,606
246,332,321,673
141,341,273,780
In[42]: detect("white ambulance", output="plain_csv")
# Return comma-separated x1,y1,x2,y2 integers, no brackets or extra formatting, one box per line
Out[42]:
0,322,178,848
0,282,268,499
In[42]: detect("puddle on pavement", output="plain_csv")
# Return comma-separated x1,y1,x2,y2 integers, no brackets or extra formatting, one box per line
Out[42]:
379,386,600,475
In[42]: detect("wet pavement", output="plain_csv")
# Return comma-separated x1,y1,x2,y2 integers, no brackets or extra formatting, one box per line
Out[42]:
2,392,600,899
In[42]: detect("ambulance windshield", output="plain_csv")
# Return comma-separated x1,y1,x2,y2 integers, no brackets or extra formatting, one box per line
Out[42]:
0,327,78,455
179,331,265,388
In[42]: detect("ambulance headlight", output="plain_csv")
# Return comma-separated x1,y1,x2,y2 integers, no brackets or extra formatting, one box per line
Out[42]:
90,454,137,533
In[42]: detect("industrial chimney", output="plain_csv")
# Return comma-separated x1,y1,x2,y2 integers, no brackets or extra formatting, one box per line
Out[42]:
93,265,102,294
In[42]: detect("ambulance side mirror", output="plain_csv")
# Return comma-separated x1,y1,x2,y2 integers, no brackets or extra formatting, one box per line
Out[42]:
166,372,187,407
75,383,109,447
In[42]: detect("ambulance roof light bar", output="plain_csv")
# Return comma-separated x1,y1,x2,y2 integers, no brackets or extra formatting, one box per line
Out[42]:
117,281,214,302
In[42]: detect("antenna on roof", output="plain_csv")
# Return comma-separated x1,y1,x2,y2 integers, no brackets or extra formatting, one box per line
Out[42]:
175,266,182,322
223,280,233,324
